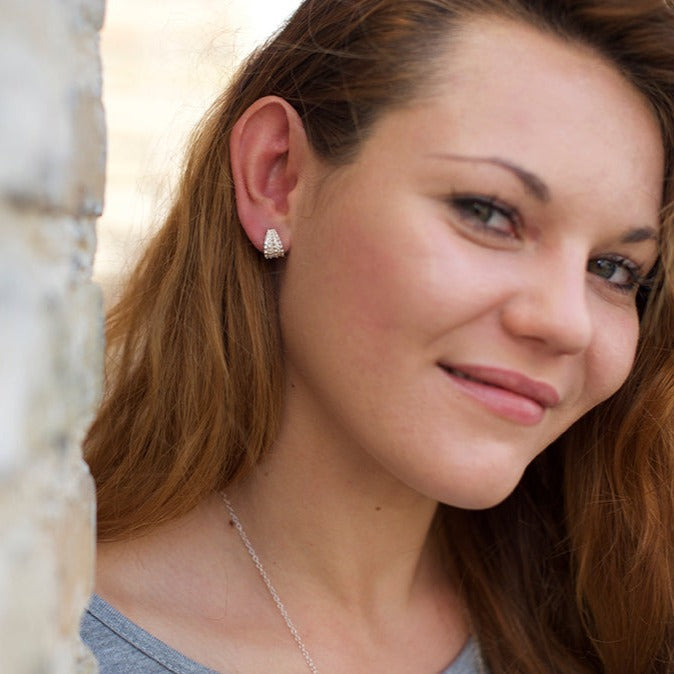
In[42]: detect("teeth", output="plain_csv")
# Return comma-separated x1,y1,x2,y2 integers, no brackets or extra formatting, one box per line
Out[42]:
449,368,479,383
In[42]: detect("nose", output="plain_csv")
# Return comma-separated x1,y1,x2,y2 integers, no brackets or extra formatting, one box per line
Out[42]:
500,258,593,355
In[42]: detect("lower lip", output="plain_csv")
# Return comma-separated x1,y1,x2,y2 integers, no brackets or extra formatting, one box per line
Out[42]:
443,369,545,426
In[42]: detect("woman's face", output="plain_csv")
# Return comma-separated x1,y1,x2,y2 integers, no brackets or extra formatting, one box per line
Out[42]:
279,18,663,508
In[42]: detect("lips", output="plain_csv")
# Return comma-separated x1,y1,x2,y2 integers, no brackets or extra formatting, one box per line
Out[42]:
440,363,560,425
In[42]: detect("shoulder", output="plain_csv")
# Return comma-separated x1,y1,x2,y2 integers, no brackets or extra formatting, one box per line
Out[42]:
81,594,219,674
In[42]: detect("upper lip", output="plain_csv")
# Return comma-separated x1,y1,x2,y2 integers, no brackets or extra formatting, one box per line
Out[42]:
441,363,560,408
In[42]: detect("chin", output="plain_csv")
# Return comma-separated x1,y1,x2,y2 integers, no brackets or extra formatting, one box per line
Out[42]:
431,465,527,511
452,489,517,511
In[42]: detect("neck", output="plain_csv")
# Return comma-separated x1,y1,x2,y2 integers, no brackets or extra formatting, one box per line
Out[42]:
227,414,446,618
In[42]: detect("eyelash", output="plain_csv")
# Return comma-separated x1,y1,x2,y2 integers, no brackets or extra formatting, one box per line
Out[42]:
450,193,521,238
588,255,649,294
448,194,650,294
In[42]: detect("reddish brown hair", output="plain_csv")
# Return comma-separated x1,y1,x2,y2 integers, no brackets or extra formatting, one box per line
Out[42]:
86,1,674,671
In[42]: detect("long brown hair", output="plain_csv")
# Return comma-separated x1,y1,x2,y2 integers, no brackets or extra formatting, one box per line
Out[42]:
86,1,674,671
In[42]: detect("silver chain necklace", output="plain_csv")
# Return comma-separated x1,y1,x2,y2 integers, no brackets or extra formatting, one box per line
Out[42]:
222,492,488,674
221,493,320,674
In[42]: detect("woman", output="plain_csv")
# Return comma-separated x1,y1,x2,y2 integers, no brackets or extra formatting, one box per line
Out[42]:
82,1,674,672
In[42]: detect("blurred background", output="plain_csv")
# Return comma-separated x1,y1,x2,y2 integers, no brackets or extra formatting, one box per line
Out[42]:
96,0,302,299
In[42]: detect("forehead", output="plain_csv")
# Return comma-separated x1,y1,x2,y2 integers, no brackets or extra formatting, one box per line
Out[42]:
367,16,665,228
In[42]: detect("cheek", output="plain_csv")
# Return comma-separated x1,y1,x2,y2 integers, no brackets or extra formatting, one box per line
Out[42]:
287,205,411,341
279,212,404,383
585,308,640,407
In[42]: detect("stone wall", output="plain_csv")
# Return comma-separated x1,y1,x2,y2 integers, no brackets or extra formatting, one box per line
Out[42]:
0,0,106,671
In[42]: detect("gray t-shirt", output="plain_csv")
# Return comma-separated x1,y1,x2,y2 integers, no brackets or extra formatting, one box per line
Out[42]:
81,594,486,673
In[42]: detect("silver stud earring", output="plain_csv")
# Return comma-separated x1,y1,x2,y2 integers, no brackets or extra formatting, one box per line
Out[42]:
263,228,285,259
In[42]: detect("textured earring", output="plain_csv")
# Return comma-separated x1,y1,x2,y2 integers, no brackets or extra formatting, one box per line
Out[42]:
263,228,285,259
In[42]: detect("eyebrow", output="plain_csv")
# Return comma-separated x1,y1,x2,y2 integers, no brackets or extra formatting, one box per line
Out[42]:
428,152,661,244
427,153,551,202
620,226,659,244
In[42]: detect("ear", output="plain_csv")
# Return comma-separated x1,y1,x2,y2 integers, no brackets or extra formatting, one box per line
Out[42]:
230,95,310,255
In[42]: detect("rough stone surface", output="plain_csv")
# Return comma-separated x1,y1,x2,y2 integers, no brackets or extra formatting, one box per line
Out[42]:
0,0,105,671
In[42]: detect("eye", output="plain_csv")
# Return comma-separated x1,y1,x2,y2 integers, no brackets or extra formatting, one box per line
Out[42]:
587,255,645,294
450,195,520,238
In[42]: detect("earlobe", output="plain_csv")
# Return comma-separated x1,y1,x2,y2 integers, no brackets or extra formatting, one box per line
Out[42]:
230,95,309,255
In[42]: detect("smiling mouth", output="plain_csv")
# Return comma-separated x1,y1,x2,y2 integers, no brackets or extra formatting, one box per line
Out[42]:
440,363,560,425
